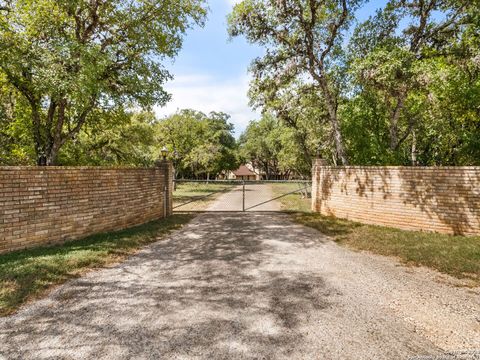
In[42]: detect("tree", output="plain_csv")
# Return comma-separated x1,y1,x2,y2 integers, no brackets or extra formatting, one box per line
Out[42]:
0,73,33,164
239,113,311,179
155,109,197,175
58,111,158,166
349,0,476,155
156,109,239,179
201,111,239,177
0,0,206,165
249,78,331,169
239,114,279,179
229,0,364,164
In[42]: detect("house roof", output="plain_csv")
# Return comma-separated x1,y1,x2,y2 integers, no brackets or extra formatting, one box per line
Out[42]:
233,165,256,176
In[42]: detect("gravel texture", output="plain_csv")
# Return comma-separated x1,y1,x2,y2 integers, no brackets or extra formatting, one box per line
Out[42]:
0,210,479,359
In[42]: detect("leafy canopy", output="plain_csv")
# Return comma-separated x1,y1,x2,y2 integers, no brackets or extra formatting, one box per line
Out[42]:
0,0,206,164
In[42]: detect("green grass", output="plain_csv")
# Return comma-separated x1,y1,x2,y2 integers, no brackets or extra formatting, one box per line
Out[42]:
173,182,235,211
292,212,480,283
0,214,193,316
272,183,480,282
270,182,312,213
184,181,479,283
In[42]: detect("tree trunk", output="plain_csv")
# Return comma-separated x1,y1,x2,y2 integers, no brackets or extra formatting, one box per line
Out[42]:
30,101,46,166
390,94,406,150
330,111,348,166
316,75,348,165
46,143,61,166
411,129,417,166
30,97,62,166
323,98,348,165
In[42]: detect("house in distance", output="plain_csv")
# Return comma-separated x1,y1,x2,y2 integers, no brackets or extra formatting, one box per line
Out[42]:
222,164,259,181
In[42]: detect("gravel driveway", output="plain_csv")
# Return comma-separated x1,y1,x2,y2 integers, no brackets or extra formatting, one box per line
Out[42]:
0,210,479,359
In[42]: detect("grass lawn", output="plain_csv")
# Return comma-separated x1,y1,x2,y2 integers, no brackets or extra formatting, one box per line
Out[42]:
173,181,236,211
0,214,193,316
293,212,480,283
272,184,480,283
270,182,312,213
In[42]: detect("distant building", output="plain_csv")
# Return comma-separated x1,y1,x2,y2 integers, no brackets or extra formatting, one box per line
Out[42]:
244,163,266,180
231,165,257,180
219,162,301,181
220,164,257,181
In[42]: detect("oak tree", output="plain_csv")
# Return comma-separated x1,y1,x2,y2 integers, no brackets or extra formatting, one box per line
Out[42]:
0,0,206,164
229,0,364,164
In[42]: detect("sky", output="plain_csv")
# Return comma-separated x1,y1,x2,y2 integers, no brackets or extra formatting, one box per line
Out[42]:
154,0,263,137
154,0,388,137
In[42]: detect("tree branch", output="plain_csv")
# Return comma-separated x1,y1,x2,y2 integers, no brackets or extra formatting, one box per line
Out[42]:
321,0,348,61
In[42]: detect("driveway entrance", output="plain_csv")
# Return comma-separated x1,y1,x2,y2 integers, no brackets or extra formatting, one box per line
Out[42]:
1,209,479,359
173,180,311,212
1,189,479,359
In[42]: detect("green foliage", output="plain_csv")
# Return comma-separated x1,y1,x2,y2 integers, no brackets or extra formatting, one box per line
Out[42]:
57,111,158,166
232,0,480,166
249,79,333,170
1,0,479,168
239,113,315,178
342,0,480,165
229,0,365,165
239,114,281,178
50,108,240,171
0,77,35,164
0,0,206,164
156,109,239,178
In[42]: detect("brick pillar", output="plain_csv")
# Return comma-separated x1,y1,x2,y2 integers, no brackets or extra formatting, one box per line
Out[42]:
312,158,328,212
156,160,173,217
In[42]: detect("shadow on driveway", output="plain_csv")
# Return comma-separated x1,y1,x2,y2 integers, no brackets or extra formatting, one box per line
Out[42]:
0,212,333,359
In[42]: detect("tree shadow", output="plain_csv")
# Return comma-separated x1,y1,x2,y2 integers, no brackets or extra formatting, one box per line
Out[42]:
0,213,332,359
397,167,480,235
314,166,480,235
291,212,362,237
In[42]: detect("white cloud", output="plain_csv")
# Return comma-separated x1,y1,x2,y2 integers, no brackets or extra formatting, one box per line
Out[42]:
154,73,260,136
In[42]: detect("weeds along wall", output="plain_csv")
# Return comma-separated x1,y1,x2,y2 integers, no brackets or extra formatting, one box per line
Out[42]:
0,163,173,254
311,160,480,235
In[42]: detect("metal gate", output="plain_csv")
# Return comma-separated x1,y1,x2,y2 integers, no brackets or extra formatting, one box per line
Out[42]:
173,179,311,212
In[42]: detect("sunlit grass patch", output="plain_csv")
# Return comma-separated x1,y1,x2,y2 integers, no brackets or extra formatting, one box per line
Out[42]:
173,182,236,211
270,182,312,213
292,212,480,284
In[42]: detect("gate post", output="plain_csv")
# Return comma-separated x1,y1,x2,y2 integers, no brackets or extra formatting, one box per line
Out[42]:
242,179,245,212
312,158,328,212
156,160,173,217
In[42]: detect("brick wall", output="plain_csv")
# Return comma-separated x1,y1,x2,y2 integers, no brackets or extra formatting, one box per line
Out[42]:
0,163,173,254
311,160,480,235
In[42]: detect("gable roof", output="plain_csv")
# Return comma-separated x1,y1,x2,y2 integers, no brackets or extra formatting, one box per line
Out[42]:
233,165,256,176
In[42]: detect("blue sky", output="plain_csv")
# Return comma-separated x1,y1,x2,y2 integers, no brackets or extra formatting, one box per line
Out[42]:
155,0,388,136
